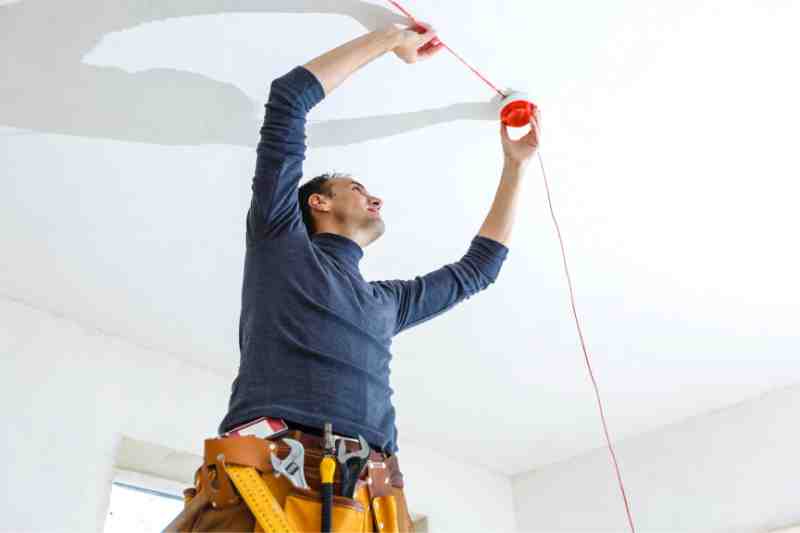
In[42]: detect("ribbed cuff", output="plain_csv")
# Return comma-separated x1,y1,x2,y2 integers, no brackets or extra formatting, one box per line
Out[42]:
274,65,327,113
468,235,509,282
474,235,509,259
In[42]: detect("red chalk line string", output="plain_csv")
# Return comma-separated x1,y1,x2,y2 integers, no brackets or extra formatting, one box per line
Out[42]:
385,2,636,531
538,153,636,533
386,0,506,97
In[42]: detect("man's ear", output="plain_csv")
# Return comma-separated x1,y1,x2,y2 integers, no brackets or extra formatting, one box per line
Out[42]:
309,193,331,213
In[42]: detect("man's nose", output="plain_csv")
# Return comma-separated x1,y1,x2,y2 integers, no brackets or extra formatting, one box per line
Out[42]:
370,197,383,210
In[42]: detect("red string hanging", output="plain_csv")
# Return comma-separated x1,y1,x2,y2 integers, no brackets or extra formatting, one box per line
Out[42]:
385,2,636,531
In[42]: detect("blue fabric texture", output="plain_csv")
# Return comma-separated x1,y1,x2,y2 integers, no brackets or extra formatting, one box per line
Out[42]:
218,66,510,454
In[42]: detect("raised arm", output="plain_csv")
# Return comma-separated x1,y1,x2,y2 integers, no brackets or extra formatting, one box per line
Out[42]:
248,23,442,240
477,115,541,246
249,66,325,237
373,114,541,334
373,236,509,335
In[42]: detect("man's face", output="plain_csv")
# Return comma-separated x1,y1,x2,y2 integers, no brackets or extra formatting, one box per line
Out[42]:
326,177,385,242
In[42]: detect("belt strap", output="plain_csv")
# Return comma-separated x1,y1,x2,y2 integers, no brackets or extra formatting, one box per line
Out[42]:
201,436,271,509
206,435,272,470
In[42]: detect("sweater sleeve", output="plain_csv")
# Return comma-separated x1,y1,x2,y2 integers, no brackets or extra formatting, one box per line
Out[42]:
372,236,510,336
247,66,326,243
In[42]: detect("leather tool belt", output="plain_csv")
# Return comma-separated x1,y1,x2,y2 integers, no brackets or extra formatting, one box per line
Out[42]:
163,428,414,532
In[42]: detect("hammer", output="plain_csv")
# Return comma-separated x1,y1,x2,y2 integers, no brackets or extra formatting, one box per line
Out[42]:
320,423,336,533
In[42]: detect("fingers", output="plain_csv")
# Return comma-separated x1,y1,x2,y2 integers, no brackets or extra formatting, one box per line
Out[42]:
524,119,539,144
409,21,443,61
528,110,541,143
413,20,434,33
526,122,540,148
417,41,445,60
413,21,438,43
500,122,511,143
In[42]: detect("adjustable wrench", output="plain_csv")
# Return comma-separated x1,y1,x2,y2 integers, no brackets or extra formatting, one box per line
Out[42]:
335,435,371,498
270,437,309,490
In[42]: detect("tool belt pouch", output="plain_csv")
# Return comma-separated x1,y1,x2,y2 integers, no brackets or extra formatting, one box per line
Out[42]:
283,487,366,533
165,436,375,533
369,494,399,533
364,457,404,533
163,470,256,532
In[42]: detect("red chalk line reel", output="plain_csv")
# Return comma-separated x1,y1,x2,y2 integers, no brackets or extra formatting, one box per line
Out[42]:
500,91,537,128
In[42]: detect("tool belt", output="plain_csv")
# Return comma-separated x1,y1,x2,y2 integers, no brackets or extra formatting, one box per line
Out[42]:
163,429,414,532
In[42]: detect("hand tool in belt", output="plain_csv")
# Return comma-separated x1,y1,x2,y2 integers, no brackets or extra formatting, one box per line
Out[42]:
270,437,309,490
319,422,336,533
335,434,371,498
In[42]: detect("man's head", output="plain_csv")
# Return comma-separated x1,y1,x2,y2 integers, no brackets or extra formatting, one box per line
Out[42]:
298,172,385,247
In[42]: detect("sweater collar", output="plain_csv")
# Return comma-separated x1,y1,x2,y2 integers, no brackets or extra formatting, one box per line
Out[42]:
311,232,364,271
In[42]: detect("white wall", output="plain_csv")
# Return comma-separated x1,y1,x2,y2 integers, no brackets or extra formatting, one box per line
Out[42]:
512,383,800,532
0,296,515,533
6,289,798,533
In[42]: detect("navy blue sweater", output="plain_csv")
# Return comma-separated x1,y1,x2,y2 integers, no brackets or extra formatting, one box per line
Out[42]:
218,66,509,454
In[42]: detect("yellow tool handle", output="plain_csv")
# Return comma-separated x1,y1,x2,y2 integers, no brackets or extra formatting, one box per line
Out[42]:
320,455,336,533
226,465,296,533
320,456,336,484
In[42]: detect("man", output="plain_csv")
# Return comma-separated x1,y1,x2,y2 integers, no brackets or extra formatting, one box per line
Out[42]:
216,20,540,531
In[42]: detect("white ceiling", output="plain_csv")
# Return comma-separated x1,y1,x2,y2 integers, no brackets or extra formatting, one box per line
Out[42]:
2,0,799,476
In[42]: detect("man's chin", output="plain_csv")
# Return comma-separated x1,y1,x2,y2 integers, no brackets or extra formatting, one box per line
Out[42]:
374,220,386,238
368,219,386,243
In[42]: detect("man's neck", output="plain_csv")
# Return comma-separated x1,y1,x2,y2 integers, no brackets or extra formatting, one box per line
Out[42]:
314,226,368,249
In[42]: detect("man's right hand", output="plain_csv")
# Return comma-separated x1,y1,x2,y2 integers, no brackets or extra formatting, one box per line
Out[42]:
501,113,542,169
391,22,444,63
